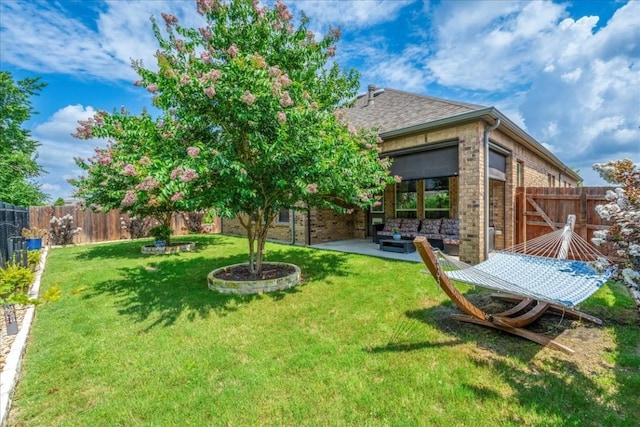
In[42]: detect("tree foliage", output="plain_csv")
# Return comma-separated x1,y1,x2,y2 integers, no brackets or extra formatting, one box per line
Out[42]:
130,0,393,273
71,108,213,245
0,71,48,206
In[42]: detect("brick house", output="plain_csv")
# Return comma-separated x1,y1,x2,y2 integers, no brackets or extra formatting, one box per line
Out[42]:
222,85,580,264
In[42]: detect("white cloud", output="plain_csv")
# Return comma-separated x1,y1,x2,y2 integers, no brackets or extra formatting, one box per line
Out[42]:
32,105,104,200
289,0,414,28
0,0,204,81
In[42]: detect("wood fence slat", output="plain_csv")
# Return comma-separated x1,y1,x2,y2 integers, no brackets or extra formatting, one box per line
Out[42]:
28,207,220,245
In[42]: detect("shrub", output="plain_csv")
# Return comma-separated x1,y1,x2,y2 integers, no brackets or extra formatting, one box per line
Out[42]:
121,215,153,239
49,214,82,245
27,250,41,271
0,261,35,302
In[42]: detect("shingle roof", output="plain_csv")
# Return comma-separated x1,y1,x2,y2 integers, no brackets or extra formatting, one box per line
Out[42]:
343,87,487,134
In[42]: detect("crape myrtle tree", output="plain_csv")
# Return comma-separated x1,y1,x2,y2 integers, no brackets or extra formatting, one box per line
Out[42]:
0,71,49,206
71,108,213,245
133,0,393,275
592,159,640,296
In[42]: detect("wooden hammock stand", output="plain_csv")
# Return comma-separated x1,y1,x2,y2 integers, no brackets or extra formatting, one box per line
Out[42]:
413,236,602,354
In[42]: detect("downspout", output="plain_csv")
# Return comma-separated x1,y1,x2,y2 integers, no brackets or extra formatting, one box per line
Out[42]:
483,118,500,261
290,210,296,244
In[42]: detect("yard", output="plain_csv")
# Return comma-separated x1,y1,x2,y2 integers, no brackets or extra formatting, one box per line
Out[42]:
6,235,640,426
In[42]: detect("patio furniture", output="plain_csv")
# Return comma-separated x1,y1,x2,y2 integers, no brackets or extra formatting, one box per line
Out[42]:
379,239,416,254
412,215,614,354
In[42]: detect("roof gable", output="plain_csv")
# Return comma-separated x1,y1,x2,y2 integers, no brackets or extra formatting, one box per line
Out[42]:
344,87,486,133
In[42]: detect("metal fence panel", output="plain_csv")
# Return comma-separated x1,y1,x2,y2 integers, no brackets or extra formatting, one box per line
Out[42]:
0,202,29,268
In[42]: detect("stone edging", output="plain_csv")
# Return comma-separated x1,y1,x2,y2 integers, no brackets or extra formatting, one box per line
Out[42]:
0,247,48,426
141,242,196,255
208,263,301,294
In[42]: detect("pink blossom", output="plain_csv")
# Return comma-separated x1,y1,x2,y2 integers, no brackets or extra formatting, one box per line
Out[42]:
241,90,257,106
393,175,402,183
123,164,137,176
279,74,292,87
170,167,183,180
174,39,185,52
196,0,217,15
251,53,267,69
199,27,212,40
161,13,178,26
306,30,315,41
121,190,138,207
306,183,318,194
171,192,184,202
187,146,200,158
139,156,151,166
180,73,190,85
97,151,112,165
372,201,382,208
147,84,158,94
181,169,199,182
269,66,282,78
326,46,336,57
133,80,143,86
280,91,293,107
277,112,287,123
135,177,160,191
201,51,212,63
275,0,293,21
227,43,239,58
204,86,216,98
330,28,342,39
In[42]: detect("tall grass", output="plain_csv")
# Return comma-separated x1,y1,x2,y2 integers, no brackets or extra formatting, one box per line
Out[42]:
7,235,640,426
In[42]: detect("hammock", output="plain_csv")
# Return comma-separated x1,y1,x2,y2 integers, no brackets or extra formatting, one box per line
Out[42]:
413,215,614,354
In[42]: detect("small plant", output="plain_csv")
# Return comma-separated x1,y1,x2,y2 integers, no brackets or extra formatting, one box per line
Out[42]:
181,211,206,233
121,215,153,239
149,224,172,244
49,214,82,245
392,228,400,233
21,227,48,239
27,250,41,271
0,261,35,303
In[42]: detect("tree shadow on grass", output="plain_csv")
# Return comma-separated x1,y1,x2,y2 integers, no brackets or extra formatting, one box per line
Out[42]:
73,234,224,261
83,247,352,331
384,285,640,425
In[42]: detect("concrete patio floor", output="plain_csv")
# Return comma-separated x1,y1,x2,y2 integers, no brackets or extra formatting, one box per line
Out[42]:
310,238,423,263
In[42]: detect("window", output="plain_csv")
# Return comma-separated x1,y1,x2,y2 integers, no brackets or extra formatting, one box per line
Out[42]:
548,174,556,187
516,161,524,187
395,180,417,218
424,177,450,219
277,208,290,224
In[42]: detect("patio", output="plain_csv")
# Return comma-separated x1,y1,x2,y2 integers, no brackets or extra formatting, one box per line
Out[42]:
310,238,424,263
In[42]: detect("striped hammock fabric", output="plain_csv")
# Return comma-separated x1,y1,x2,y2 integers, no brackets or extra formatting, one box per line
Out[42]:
438,217,615,308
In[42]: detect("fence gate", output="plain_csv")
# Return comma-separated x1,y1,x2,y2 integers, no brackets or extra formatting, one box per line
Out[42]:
515,187,613,248
0,202,29,268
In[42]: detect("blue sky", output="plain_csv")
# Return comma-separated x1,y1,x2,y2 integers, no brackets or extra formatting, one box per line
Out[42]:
1,0,638,201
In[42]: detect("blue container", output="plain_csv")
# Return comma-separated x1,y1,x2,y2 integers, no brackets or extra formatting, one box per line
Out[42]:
26,238,42,251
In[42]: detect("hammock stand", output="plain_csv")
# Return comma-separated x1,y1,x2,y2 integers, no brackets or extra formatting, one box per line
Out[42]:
413,216,613,354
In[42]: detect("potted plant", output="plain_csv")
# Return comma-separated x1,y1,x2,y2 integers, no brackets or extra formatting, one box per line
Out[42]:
21,227,47,250
149,224,172,247
392,228,402,240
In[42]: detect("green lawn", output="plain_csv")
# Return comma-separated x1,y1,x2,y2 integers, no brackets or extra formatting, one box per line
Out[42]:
7,235,640,426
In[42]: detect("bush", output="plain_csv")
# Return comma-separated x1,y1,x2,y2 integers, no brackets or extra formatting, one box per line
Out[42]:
0,261,35,302
49,214,82,245
27,250,41,271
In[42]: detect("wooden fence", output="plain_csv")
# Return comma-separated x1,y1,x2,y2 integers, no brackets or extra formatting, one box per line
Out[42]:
515,187,613,247
28,206,220,245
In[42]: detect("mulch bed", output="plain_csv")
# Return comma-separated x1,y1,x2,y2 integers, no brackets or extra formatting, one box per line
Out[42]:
213,264,296,281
